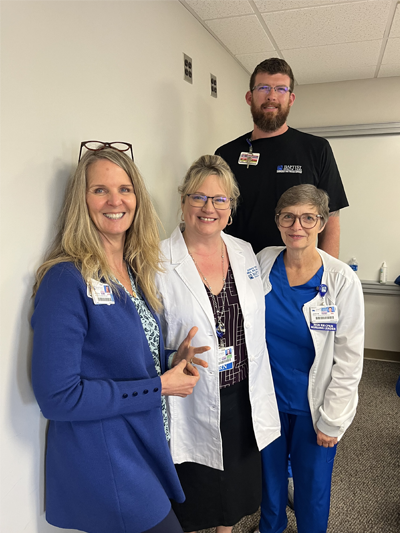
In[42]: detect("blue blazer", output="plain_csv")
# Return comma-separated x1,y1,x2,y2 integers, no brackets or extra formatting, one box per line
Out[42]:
31,263,184,533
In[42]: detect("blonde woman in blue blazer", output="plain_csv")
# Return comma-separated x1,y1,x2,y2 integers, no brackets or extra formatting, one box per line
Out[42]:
156,155,280,533
31,144,208,533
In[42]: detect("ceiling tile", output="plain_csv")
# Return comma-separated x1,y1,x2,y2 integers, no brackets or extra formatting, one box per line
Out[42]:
290,65,376,85
378,63,400,77
283,40,381,84
206,15,275,54
184,0,253,20
262,1,391,49
235,51,279,74
382,38,400,63
389,4,400,38
254,0,363,13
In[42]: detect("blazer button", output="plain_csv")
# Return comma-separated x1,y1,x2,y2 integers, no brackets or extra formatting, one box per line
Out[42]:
132,392,138,397
122,393,128,398
153,387,159,392
143,389,149,394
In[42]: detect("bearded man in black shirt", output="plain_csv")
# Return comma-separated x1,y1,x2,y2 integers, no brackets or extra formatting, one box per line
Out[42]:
215,58,348,257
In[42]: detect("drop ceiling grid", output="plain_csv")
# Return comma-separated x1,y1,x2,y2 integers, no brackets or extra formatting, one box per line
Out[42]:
184,0,254,20
206,15,275,54
389,4,400,36
253,0,373,13
283,40,382,84
382,37,400,63
261,1,392,49
180,0,400,84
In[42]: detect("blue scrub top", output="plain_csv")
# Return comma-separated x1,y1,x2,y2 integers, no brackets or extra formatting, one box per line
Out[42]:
265,251,323,415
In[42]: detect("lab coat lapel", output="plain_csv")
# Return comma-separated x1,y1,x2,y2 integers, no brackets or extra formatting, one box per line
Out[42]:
222,233,247,314
170,226,216,332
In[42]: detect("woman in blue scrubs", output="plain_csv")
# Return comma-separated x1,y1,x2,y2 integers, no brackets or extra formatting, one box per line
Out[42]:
256,184,364,533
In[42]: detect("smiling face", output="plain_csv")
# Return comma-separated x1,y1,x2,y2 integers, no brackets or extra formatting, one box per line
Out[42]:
86,158,136,245
277,204,325,252
182,174,231,240
246,72,295,134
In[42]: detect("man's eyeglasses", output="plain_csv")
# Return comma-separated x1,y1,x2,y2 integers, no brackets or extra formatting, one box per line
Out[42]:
276,212,323,229
251,85,291,95
187,194,232,210
79,141,134,162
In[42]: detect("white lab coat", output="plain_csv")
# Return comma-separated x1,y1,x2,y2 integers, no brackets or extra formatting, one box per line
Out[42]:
257,246,364,439
156,226,280,470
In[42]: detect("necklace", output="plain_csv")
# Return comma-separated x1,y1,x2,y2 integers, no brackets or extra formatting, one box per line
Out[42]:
188,240,226,344
114,264,137,298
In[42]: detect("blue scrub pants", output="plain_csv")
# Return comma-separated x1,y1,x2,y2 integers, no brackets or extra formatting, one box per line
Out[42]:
260,411,336,533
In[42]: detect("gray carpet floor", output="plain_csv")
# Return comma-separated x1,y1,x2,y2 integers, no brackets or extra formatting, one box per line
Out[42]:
199,359,400,533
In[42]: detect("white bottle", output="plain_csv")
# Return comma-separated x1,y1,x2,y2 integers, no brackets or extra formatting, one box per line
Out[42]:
349,258,358,274
379,261,387,284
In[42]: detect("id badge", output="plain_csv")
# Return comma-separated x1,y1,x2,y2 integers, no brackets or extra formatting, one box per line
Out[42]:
218,346,235,372
238,152,260,166
87,279,115,305
310,306,337,331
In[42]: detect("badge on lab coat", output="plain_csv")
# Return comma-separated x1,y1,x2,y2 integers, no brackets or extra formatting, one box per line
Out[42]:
218,346,235,372
310,305,337,331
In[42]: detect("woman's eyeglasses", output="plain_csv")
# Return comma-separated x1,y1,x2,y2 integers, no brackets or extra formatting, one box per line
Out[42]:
276,212,323,229
79,141,134,162
186,194,232,210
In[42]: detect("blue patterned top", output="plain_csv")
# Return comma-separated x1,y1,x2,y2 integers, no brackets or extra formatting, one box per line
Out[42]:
116,268,170,440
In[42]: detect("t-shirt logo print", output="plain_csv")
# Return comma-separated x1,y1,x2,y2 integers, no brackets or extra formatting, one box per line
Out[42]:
276,165,302,174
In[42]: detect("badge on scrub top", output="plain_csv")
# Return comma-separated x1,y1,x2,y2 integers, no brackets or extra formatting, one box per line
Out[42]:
87,279,115,305
238,152,260,166
310,306,338,331
218,346,235,372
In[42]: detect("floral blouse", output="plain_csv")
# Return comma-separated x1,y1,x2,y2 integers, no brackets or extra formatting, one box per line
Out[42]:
116,268,170,441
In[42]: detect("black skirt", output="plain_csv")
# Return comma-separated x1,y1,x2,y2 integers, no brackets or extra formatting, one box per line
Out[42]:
171,379,262,531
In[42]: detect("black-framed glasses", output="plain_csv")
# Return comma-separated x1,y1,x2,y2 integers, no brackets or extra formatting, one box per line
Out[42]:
251,85,291,95
276,212,323,229
79,141,134,162
186,194,232,210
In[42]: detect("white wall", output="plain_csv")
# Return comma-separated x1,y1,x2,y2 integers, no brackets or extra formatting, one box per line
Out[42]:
289,78,400,352
0,2,251,532
288,77,400,128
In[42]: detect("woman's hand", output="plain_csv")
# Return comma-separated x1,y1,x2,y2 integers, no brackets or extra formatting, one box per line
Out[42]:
172,327,210,373
161,360,200,397
317,430,338,448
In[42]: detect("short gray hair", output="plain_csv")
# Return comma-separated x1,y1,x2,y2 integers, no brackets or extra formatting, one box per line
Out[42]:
275,184,329,225
178,155,240,213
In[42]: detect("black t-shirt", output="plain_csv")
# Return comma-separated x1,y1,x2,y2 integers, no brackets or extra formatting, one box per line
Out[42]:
215,127,348,254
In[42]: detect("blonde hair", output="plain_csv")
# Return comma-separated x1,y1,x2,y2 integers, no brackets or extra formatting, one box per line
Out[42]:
178,155,240,213
33,148,162,311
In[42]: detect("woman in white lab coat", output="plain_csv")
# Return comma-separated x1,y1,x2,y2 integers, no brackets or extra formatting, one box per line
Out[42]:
155,155,280,533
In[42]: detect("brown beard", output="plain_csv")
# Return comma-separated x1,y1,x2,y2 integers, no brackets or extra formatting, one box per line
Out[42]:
251,100,291,133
